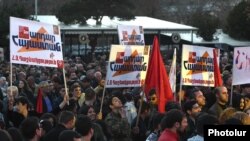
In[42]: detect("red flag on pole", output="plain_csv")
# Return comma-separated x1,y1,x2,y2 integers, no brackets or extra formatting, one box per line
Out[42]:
213,49,223,87
144,36,173,113
36,88,43,114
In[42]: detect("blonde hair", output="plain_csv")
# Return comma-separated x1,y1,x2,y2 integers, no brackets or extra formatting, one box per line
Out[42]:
39,81,49,88
233,111,250,125
219,107,237,124
7,86,19,97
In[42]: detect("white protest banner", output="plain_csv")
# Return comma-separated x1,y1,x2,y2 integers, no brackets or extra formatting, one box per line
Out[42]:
106,45,150,88
117,25,145,45
169,48,176,93
232,47,250,85
10,17,63,68
181,45,218,87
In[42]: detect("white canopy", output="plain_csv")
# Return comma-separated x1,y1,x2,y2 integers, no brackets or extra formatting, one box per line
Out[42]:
34,15,198,34
162,29,250,47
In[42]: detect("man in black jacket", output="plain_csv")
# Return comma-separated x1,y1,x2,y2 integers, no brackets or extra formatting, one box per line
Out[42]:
43,111,76,141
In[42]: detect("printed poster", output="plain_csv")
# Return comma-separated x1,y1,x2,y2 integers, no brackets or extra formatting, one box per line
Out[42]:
117,25,145,45
106,45,150,88
181,45,219,87
10,17,64,68
232,47,250,85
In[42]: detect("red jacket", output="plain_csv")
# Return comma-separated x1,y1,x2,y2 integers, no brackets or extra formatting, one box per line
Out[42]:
158,129,179,141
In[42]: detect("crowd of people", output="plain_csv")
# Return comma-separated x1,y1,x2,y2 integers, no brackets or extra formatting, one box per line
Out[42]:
0,50,249,141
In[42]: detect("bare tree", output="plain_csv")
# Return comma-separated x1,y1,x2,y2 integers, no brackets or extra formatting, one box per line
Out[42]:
158,0,237,28
133,0,160,16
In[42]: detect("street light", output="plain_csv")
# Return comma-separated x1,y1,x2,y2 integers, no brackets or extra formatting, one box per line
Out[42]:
35,0,37,20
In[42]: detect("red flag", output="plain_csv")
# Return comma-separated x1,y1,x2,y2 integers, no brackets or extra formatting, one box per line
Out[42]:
36,88,43,114
213,49,223,87
144,36,173,113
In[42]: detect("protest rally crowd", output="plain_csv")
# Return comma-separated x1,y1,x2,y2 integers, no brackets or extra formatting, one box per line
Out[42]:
0,48,250,141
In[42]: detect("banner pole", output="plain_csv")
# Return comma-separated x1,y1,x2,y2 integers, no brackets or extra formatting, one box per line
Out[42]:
99,57,111,115
136,43,150,126
230,85,234,106
10,63,13,95
62,68,69,105
136,86,145,127
99,83,106,114
179,46,183,106
179,77,183,106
